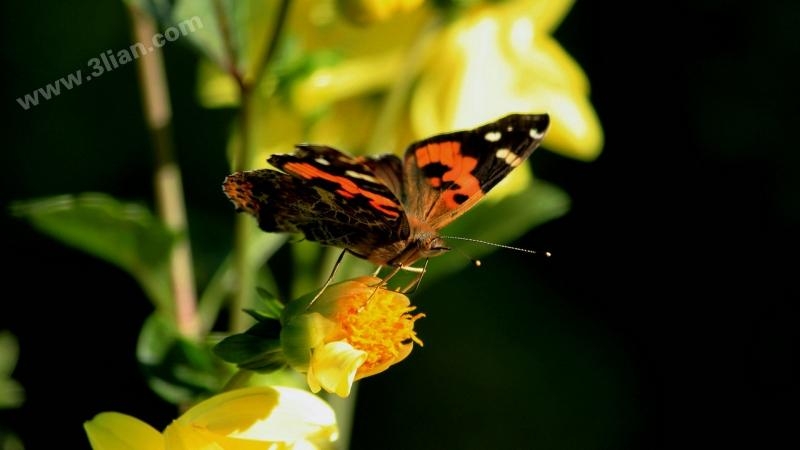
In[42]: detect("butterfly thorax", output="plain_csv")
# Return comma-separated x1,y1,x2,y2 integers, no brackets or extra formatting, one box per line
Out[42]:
371,218,448,268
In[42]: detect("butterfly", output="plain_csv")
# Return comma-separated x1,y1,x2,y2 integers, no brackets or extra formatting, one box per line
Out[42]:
223,113,549,281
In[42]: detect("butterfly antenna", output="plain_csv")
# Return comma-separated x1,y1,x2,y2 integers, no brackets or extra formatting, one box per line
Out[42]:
440,236,552,258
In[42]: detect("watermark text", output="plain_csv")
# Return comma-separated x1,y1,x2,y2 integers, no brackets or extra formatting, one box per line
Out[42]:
16,16,203,111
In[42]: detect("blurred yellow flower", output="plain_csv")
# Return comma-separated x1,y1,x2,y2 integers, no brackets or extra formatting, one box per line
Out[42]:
281,276,424,397
337,0,426,25
84,386,338,450
201,0,602,165
412,0,604,160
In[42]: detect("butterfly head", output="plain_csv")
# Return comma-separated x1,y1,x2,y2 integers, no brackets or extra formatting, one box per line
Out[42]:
419,234,450,259
386,230,450,268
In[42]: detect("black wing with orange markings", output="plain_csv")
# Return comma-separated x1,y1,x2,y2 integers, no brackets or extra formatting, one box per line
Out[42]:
400,114,550,229
223,145,409,261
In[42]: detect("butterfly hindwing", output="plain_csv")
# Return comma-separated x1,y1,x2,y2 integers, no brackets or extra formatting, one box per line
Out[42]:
401,114,550,229
223,145,409,259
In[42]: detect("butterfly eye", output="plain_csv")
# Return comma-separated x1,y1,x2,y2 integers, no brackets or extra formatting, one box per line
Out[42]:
428,237,450,255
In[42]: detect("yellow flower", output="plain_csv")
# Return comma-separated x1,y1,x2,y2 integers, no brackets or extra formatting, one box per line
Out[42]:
337,0,426,25
280,0,602,159
84,386,338,450
411,0,604,160
201,0,602,162
281,276,424,397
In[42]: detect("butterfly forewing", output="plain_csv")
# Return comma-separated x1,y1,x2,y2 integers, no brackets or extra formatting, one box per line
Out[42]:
401,114,550,229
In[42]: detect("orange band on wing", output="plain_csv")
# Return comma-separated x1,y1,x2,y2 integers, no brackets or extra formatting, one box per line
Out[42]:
415,141,483,210
283,162,400,218
415,141,461,168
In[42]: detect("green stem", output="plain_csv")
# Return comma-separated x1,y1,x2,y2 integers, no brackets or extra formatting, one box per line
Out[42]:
212,0,241,84
252,0,291,90
128,3,199,339
226,0,291,332
230,88,254,332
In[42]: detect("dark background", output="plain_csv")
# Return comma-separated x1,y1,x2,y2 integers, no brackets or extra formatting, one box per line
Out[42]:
1,1,796,449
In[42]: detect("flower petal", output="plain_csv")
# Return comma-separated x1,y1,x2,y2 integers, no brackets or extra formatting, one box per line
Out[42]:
308,341,367,397
84,412,164,450
521,0,576,34
533,88,604,160
290,50,405,116
337,0,426,25
163,421,228,450
168,386,338,448
232,386,339,445
411,0,603,161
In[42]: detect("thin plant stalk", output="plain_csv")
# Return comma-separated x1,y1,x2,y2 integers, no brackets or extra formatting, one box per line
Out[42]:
222,0,291,332
127,3,199,339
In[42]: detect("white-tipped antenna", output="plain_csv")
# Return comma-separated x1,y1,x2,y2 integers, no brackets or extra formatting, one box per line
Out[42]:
441,235,552,259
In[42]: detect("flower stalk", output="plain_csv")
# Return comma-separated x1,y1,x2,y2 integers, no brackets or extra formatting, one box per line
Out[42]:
228,0,291,332
127,3,199,339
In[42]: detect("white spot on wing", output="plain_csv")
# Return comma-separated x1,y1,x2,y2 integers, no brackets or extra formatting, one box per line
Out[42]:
529,127,545,139
345,170,378,183
315,157,330,166
484,131,502,142
495,148,522,167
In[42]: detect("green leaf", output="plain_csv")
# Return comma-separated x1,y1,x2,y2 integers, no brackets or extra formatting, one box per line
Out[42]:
255,286,277,302
0,331,24,409
137,313,225,404
0,332,18,377
10,194,175,313
173,0,281,83
253,287,284,319
0,431,23,450
197,233,287,334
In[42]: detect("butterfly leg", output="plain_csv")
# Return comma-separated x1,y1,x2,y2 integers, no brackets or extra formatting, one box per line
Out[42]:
374,263,426,291
308,249,347,308
401,258,429,294
368,263,426,301
364,264,406,302
376,265,403,287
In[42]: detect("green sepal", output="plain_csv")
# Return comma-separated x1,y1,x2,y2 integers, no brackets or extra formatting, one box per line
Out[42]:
253,287,284,320
214,320,287,372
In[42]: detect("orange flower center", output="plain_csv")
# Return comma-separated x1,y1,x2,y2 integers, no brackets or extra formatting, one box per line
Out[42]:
331,285,424,378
